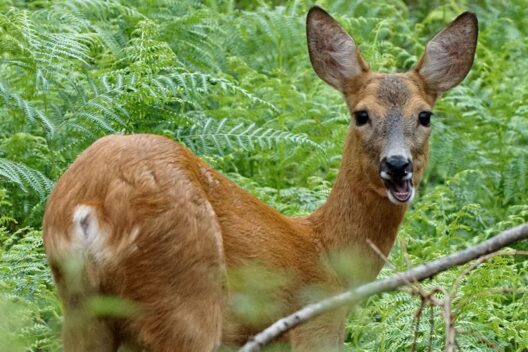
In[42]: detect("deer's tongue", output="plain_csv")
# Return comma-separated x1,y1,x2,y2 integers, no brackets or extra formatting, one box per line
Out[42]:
386,179,412,202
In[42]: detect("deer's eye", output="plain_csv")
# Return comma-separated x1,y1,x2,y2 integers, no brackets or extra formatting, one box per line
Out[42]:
354,111,369,126
418,111,432,127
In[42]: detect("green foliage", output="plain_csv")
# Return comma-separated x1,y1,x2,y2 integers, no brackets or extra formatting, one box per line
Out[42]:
0,158,52,198
177,117,322,155
0,0,526,350
347,171,528,351
0,217,61,352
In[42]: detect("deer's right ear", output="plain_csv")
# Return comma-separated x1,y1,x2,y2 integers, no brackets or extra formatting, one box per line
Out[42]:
307,6,369,92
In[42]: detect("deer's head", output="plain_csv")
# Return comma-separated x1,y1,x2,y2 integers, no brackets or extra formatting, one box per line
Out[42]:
307,7,477,204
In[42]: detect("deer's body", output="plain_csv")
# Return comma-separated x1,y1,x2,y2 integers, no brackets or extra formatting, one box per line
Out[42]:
43,7,478,352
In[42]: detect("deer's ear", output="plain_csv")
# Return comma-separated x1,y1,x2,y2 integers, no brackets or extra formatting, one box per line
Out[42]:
415,12,478,95
306,6,369,92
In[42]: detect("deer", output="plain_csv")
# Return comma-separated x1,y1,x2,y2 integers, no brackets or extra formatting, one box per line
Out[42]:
42,6,478,352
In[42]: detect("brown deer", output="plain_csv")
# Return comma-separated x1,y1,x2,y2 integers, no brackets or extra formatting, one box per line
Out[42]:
43,6,478,352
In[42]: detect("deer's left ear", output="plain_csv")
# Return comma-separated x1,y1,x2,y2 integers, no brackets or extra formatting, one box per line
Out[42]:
415,12,478,96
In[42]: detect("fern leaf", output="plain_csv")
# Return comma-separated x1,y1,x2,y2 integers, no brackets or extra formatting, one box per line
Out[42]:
0,159,53,198
176,117,322,155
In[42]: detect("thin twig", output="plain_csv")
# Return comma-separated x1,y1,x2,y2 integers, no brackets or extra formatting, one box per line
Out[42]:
239,223,528,352
442,290,455,352
428,303,434,352
367,238,428,298
412,296,426,352
368,238,442,351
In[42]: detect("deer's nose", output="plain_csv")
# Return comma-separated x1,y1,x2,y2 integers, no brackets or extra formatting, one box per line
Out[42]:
380,156,413,179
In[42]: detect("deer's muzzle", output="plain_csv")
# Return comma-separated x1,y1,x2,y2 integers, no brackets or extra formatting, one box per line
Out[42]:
380,156,414,204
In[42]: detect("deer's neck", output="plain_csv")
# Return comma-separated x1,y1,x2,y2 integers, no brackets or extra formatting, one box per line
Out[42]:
308,134,407,272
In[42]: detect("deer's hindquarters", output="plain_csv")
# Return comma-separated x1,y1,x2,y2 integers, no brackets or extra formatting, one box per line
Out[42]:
43,135,226,351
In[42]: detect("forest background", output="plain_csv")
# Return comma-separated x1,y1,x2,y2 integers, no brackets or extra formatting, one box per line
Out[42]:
0,0,527,350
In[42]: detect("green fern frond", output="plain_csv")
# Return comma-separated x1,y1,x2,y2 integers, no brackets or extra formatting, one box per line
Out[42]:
60,0,145,19
503,151,527,205
0,159,53,198
2,8,94,72
0,83,55,135
172,72,277,111
176,117,322,155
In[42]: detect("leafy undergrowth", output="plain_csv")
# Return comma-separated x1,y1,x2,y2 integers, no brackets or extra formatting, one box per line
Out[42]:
0,0,526,351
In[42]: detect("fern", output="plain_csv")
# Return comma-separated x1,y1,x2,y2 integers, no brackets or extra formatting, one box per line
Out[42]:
0,0,527,350
172,72,278,112
503,151,527,205
0,82,55,135
0,159,53,199
0,8,94,78
0,228,60,352
176,117,322,155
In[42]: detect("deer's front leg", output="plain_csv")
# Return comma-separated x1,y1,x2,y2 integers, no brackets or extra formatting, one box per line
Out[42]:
288,308,347,352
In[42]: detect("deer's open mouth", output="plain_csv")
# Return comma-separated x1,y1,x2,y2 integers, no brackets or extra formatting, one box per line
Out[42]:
383,178,414,204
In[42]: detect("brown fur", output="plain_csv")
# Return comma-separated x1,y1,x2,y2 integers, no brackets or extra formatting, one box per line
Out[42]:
43,6,477,352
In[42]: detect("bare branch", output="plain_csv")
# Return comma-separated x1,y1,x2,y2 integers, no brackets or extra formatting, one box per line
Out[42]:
239,223,528,352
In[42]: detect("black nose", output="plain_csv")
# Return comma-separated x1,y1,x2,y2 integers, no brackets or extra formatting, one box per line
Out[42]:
381,156,413,178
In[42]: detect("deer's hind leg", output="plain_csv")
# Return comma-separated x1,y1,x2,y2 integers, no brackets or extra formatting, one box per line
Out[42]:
46,210,120,352
62,308,118,352
289,307,348,352
117,197,226,352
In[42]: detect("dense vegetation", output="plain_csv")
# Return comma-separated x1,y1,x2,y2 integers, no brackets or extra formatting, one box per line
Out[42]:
0,0,526,350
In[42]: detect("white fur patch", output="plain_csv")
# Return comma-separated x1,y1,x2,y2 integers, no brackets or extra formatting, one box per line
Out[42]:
71,205,111,264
